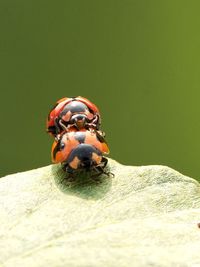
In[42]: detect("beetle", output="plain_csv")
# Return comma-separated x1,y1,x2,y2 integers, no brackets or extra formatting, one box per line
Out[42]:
47,96,101,137
51,130,110,178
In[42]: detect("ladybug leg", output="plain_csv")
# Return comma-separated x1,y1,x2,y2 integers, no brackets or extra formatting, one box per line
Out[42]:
62,164,77,182
87,123,97,129
58,120,70,132
100,156,108,168
99,157,114,177
90,172,102,183
59,119,80,132
91,158,114,180
87,114,101,131
91,114,100,130
54,118,62,135
91,166,111,182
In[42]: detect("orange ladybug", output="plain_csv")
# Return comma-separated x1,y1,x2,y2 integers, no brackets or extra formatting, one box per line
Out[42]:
51,130,110,177
47,96,101,137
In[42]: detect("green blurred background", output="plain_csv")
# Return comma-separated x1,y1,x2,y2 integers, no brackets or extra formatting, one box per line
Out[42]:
1,0,200,180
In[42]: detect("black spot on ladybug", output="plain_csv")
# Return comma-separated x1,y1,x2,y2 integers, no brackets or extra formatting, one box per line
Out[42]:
74,132,86,143
61,101,89,116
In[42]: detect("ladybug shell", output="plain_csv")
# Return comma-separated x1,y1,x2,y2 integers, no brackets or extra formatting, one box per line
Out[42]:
51,130,109,164
47,96,100,136
47,97,71,129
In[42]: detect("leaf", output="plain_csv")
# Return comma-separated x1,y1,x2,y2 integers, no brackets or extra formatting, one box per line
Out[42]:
0,159,200,267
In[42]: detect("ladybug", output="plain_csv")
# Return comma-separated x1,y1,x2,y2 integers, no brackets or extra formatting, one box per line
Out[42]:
47,96,101,137
51,130,110,177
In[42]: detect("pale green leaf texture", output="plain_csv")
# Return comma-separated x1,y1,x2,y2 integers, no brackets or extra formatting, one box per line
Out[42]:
0,159,200,267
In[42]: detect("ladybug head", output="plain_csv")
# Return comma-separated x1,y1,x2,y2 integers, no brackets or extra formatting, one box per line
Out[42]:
67,144,102,170
70,113,87,129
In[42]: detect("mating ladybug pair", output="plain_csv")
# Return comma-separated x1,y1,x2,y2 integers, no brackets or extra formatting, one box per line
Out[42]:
46,96,111,178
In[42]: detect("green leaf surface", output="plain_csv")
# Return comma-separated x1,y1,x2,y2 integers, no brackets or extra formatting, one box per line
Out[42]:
0,159,200,267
